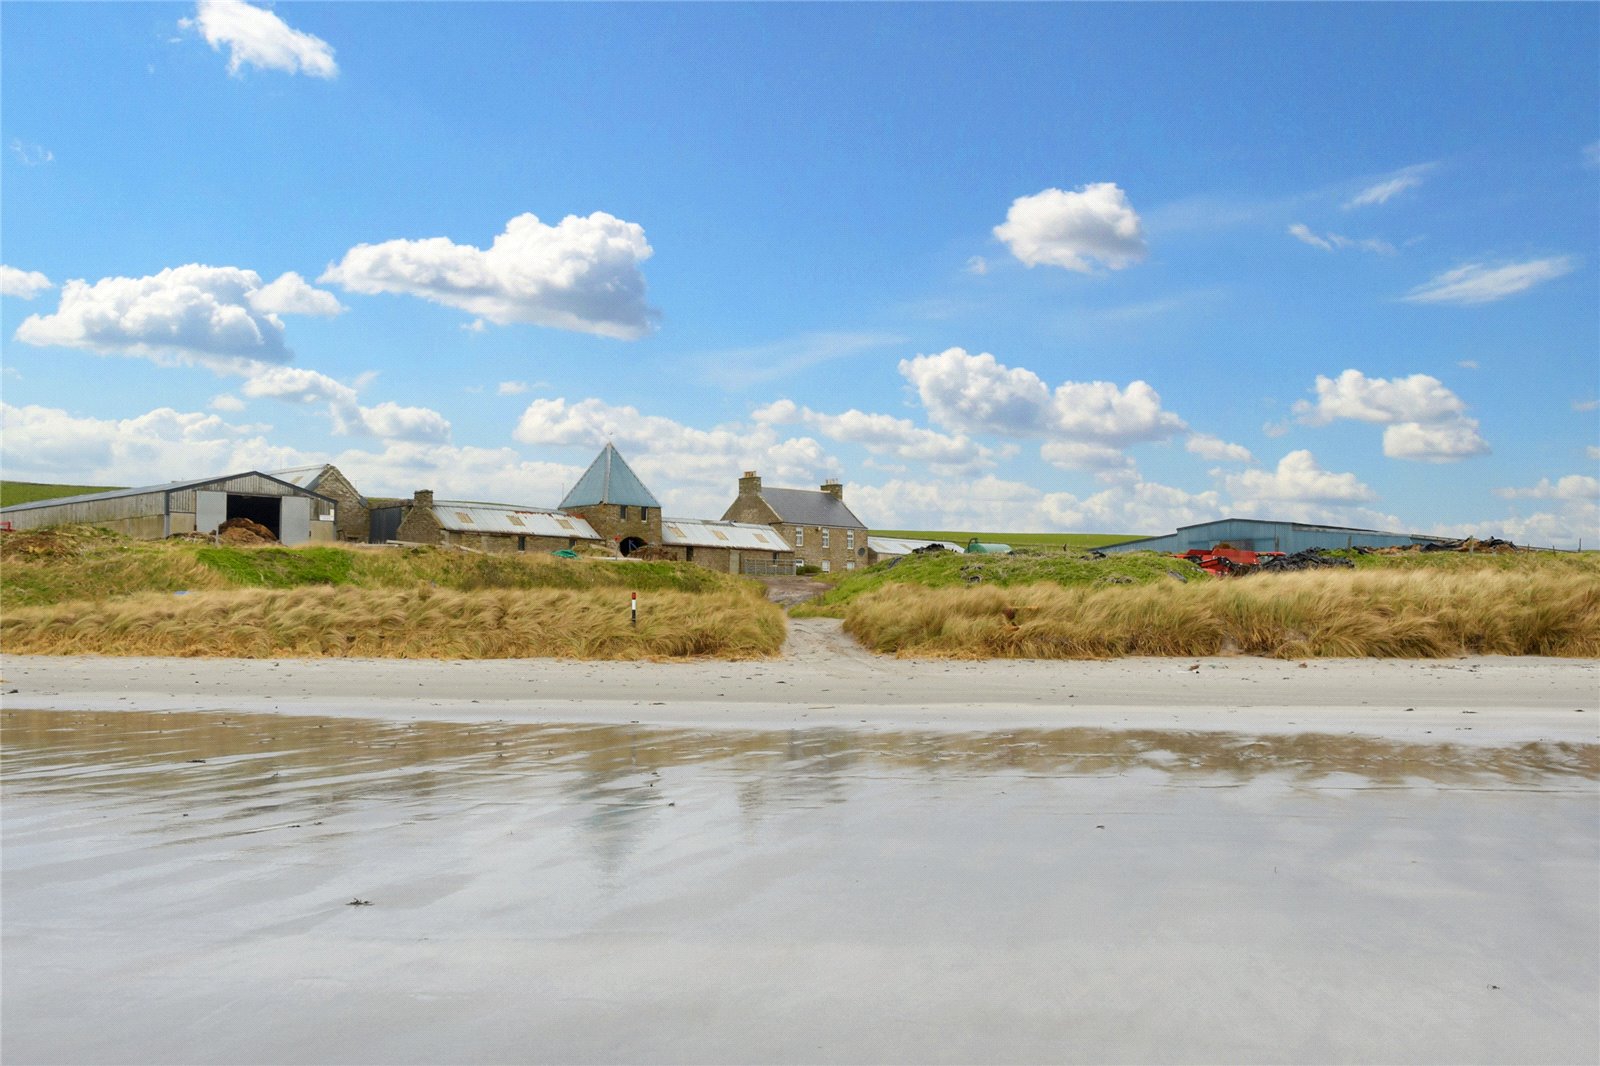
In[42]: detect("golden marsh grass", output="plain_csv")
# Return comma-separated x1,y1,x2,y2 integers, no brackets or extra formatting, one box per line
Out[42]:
0,584,786,660
842,568,1600,659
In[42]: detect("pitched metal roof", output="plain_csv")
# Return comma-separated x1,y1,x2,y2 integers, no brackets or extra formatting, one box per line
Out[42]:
758,487,866,529
661,518,793,551
0,471,330,513
867,536,963,556
558,443,661,509
268,463,331,488
430,501,601,539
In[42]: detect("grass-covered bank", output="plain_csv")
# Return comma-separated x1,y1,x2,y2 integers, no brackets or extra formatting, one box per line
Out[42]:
794,547,1211,618
1,525,738,609
0,526,783,660
1,583,785,660
841,568,1600,659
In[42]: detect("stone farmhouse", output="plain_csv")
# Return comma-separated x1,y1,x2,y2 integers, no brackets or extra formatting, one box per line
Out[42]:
656,517,794,575
270,464,369,543
721,471,869,573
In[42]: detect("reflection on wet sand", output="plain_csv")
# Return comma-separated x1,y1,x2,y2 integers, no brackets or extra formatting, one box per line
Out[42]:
5,708,1595,811
5,707,1597,1065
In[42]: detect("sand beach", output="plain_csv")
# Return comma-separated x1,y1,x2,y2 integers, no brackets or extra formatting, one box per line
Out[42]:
3,627,1597,1063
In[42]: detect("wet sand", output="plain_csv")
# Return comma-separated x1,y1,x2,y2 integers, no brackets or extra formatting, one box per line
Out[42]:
3,637,1598,1063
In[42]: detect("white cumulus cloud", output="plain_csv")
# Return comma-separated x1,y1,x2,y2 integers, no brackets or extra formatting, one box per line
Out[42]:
321,212,657,340
13,265,340,369
1292,368,1488,463
240,366,450,442
1403,257,1575,305
753,399,995,470
993,183,1147,272
0,402,305,484
1186,434,1253,464
1294,369,1467,425
209,393,246,412
1493,475,1600,502
898,347,1187,476
497,381,530,396
246,271,345,316
182,0,337,78
0,266,52,299
1222,450,1376,506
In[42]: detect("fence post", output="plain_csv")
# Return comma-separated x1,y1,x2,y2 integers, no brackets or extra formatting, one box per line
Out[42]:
630,591,637,628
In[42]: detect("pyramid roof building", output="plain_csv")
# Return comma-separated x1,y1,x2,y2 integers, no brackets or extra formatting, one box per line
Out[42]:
559,443,662,510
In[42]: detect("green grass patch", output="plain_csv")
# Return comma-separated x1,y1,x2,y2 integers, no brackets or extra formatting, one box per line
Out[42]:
1,481,125,507
793,547,1208,617
872,529,1144,549
2,525,755,609
195,546,358,588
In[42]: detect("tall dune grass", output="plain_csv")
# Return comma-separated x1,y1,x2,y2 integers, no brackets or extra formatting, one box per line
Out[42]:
842,569,1600,659
1,584,786,660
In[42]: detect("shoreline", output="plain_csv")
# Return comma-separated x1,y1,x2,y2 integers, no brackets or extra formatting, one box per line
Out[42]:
5,641,1596,746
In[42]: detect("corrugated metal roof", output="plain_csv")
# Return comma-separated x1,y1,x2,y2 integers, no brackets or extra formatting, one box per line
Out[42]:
0,471,325,513
558,444,661,509
661,518,793,551
431,501,600,539
267,463,331,488
759,487,866,529
867,536,963,556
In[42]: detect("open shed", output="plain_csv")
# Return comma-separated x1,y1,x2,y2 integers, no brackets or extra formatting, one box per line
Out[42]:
0,472,338,544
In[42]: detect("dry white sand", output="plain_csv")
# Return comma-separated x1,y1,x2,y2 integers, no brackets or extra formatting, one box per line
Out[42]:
3,628,1597,1064
3,620,1598,744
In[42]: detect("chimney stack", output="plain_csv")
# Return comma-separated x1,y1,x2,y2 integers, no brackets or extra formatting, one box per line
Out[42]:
413,489,434,509
739,470,762,496
821,479,843,501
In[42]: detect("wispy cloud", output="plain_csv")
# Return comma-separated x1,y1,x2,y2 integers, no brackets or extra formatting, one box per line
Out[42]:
1344,163,1435,209
1403,257,1576,305
696,331,905,389
1288,223,1395,255
9,140,54,166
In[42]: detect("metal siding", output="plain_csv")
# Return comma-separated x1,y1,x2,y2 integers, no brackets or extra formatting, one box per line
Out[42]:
279,496,312,545
196,491,227,533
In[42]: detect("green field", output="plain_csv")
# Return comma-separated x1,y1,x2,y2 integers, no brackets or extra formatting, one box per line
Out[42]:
871,529,1144,549
0,481,124,508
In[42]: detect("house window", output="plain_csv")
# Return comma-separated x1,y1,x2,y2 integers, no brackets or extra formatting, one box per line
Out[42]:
640,507,649,521
619,505,629,519
517,536,527,552
794,527,804,547
821,559,831,573
846,530,855,550
846,561,855,571
821,529,830,549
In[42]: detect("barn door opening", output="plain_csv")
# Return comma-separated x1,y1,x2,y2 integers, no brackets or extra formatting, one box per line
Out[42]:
619,536,646,556
226,494,281,538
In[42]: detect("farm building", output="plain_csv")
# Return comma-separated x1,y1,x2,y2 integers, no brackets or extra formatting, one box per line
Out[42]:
657,517,795,575
270,463,369,543
0,471,338,543
722,471,869,573
393,491,602,553
866,536,963,564
559,444,663,557
1099,517,1455,555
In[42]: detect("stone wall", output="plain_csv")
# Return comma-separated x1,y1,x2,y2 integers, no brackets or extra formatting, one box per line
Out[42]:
563,503,661,556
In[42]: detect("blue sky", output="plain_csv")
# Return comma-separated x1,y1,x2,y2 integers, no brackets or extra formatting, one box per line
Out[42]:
2,2,1596,544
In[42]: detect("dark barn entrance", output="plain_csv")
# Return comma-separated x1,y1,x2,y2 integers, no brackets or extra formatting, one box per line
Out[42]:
619,536,646,556
226,494,281,538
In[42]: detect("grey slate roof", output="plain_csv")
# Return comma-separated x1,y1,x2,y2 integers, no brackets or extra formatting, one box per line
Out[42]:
559,444,661,510
759,487,866,529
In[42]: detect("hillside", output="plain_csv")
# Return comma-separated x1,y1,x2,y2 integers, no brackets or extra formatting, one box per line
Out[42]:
0,526,785,659
1,481,125,508
872,529,1142,549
